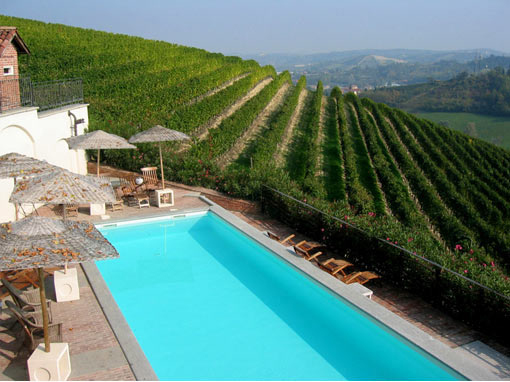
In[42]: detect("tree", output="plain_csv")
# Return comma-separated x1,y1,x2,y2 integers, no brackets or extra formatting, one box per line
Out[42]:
464,122,478,138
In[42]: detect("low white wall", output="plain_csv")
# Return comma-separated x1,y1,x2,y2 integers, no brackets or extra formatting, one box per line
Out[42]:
0,104,89,223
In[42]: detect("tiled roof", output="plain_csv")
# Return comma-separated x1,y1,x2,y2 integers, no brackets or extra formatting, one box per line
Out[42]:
0,26,30,57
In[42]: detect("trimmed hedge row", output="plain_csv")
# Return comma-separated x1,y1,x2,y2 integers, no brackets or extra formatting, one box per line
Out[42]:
400,112,506,227
473,137,510,173
305,81,324,186
463,133,510,181
286,81,324,195
422,118,510,203
368,101,473,247
322,94,346,202
392,109,510,260
353,97,428,229
339,95,375,212
344,93,386,215
413,117,510,222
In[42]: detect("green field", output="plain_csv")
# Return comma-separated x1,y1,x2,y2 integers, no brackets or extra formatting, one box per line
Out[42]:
416,111,510,150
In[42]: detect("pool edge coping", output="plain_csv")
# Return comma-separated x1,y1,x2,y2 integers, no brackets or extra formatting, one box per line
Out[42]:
82,261,159,381
86,195,499,381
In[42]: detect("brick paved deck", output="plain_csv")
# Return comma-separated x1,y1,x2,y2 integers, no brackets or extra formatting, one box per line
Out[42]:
1,163,509,380
0,264,137,380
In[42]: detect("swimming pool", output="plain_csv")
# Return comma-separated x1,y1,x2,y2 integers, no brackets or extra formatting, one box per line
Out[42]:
96,211,465,380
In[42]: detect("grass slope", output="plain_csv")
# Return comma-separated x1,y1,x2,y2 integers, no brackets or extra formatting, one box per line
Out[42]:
416,111,510,149
0,15,259,141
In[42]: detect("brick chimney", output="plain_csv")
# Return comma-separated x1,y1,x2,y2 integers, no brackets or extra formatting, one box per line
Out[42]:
0,27,30,112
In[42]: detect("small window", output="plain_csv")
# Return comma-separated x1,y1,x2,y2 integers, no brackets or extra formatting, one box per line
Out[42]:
3,66,14,76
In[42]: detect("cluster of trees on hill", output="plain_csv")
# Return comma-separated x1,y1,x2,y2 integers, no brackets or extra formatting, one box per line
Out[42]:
364,68,510,116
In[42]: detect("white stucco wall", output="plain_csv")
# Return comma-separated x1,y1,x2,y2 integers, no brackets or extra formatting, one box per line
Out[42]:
0,104,89,223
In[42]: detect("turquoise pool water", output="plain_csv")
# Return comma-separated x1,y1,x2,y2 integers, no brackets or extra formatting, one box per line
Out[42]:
97,212,464,381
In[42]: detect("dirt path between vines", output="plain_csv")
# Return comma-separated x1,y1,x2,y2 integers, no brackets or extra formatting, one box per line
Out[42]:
184,72,251,107
177,77,274,153
314,95,327,177
194,77,273,141
216,82,292,169
274,88,309,166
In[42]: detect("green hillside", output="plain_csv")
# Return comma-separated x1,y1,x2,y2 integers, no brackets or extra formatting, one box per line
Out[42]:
2,15,510,340
363,69,510,116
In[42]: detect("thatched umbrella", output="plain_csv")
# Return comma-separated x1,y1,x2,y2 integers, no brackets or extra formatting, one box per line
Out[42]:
129,125,190,188
65,130,136,177
0,153,61,179
0,216,119,352
9,168,116,206
0,153,63,220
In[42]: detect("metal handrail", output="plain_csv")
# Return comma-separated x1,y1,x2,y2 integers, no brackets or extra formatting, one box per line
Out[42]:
0,77,83,113
262,184,510,301
0,76,32,111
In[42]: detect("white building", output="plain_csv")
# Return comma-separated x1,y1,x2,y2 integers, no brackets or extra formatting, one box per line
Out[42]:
0,27,88,223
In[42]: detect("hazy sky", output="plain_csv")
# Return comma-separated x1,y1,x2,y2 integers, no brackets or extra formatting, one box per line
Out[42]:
2,0,509,55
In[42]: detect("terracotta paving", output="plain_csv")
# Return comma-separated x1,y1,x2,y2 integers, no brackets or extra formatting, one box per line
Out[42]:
1,163,509,380
0,264,137,380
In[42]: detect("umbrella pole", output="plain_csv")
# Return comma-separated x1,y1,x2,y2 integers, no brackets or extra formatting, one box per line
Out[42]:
14,179,19,221
97,149,100,177
38,267,51,353
159,142,165,189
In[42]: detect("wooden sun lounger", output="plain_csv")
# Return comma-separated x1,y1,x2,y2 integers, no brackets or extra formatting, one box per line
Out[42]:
320,258,353,276
338,271,380,285
119,179,150,209
267,231,297,246
295,240,327,254
293,245,322,263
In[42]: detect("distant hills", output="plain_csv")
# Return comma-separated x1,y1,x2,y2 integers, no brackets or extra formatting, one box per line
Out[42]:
245,48,506,66
243,49,510,89
353,55,406,68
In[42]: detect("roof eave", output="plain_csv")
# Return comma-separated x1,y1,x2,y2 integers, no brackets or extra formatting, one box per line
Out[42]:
0,27,31,56
11,32,31,55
